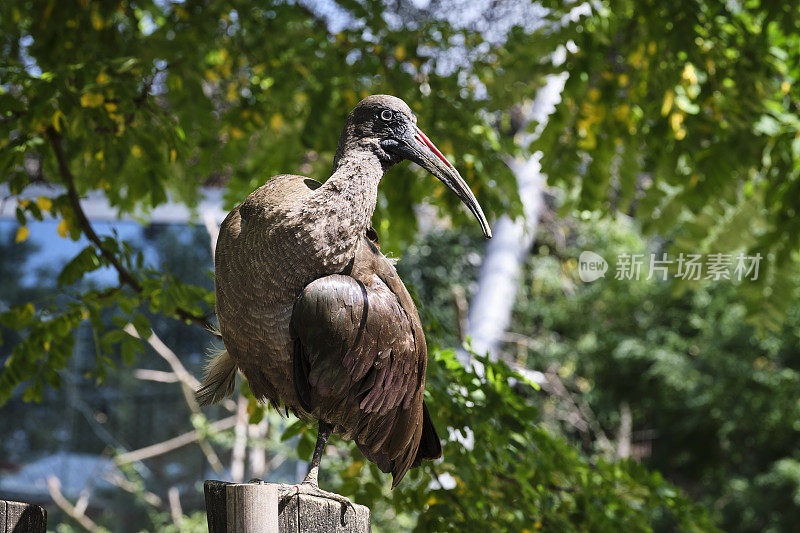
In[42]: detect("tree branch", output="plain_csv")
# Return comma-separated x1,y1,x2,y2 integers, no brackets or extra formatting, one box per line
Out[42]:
248,417,271,479
123,324,200,391
451,285,468,344
541,366,614,454
47,477,101,533
123,323,235,473
45,127,220,335
115,415,237,465
46,128,141,290
167,487,183,529
123,323,236,412
103,470,163,508
230,394,249,483
133,368,180,383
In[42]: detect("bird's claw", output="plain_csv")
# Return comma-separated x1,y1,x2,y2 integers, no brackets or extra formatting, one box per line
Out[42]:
278,481,357,525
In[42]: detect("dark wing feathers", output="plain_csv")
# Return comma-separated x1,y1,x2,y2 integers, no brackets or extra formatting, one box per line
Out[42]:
292,339,313,412
291,274,417,417
415,402,443,466
290,238,440,485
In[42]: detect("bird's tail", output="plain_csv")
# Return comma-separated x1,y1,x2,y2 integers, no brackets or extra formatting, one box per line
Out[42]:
195,346,238,406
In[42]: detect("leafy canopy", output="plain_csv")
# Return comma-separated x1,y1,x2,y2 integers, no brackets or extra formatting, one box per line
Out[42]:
1,0,798,530
0,0,525,403
532,0,800,330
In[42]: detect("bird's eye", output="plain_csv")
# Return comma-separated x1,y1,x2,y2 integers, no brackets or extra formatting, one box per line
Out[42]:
380,110,393,121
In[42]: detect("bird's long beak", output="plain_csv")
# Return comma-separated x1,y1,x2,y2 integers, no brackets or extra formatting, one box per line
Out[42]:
404,126,492,238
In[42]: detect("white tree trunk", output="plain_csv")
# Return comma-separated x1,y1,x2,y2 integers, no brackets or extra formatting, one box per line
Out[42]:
460,74,566,365
462,159,544,362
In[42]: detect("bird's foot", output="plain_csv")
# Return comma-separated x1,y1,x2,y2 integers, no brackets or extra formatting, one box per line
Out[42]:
278,481,356,524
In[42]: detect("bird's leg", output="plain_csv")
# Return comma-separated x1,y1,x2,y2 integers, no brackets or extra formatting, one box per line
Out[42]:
302,420,331,486
278,421,356,522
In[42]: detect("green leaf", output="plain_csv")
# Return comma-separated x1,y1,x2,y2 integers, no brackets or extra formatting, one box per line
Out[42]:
57,246,103,286
281,419,307,441
296,431,315,461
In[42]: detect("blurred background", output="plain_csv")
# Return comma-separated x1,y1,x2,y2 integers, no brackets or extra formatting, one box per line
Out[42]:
1,0,799,531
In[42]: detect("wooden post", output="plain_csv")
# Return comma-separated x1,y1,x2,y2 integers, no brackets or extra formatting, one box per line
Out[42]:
204,480,370,533
225,483,279,532
1,499,47,533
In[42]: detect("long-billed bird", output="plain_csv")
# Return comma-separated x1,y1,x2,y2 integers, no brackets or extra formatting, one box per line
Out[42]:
197,95,491,503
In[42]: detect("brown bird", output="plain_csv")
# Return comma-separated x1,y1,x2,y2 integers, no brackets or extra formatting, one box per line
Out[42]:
197,95,491,504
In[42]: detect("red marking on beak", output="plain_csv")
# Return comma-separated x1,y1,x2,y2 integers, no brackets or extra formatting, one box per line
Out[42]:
415,127,453,168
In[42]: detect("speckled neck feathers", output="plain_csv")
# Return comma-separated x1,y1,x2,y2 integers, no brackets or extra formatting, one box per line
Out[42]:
318,148,385,236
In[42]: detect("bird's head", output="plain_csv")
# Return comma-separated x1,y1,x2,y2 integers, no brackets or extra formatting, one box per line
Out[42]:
337,94,492,239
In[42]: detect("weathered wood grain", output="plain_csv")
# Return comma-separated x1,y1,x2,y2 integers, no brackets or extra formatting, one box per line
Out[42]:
205,480,230,533
226,483,279,532
204,480,369,532
0,499,47,533
279,492,369,533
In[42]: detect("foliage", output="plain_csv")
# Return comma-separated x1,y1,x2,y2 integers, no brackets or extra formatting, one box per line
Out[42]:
0,0,534,405
413,350,713,532
404,214,800,531
530,0,800,330
2,0,800,531
283,349,715,532
3,0,798,413
519,216,800,532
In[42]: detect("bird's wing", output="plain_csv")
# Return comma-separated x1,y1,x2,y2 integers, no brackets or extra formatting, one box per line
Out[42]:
290,236,441,485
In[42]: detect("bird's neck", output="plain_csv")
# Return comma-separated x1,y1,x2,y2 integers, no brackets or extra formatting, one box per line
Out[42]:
294,148,384,275
318,146,386,233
